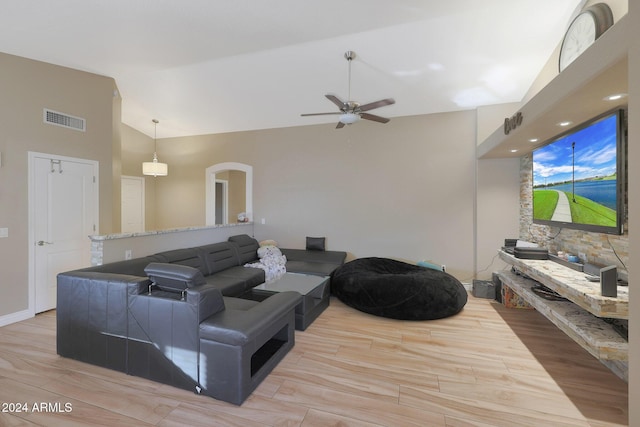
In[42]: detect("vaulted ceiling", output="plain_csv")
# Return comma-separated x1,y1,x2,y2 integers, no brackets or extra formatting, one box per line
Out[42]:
0,0,583,138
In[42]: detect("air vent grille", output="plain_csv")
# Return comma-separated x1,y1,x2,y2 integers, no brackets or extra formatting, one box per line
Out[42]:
43,109,86,132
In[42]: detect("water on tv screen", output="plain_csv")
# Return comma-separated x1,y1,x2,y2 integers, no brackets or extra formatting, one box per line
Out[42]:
532,109,624,234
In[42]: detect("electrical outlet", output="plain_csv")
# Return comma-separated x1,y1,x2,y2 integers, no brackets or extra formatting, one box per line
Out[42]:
261,218,266,225
0,228,8,238
125,249,132,260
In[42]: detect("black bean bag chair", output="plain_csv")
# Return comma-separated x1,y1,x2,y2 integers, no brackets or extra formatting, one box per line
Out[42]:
331,257,467,320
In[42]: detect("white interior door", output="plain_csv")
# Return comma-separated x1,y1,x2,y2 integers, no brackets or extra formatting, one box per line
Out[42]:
30,153,98,313
121,176,145,233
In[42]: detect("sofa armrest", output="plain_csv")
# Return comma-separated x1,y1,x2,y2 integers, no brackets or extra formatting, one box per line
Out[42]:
199,291,300,346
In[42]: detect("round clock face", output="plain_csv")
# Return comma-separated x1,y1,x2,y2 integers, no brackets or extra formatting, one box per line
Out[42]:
559,12,597,72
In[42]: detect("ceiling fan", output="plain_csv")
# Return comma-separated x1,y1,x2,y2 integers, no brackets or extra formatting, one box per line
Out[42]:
301,51,395,129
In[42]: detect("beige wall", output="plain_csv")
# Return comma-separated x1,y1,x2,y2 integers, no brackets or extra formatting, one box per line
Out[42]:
124,111,477,279
0,52,117,318
475,157,521,279
228,170,246,222
474,105,522,279
209,170,246,223
475,102,521,146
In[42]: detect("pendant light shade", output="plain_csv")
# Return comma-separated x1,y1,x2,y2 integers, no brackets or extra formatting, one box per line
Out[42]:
142,154,168,176
143,119,168,177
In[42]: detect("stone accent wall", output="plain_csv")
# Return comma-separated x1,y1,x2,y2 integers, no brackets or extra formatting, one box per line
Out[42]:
519,154,629,279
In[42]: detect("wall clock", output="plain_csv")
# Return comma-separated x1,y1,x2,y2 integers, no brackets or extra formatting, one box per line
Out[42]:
558,3,613,72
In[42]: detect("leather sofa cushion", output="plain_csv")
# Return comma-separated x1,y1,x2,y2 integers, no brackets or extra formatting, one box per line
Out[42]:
145,262,206,292
280,248,347,264
199,292,300,346
228,234,259,264
75,256,160,277
153,248,209,275
215,265,264,289
199,242,240,274
283,260,341,277
203,274,248,296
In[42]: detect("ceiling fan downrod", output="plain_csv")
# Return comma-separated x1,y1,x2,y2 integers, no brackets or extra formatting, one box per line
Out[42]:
345,51,355,102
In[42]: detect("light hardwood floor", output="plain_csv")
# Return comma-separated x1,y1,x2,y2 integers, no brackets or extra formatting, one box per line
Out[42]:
0,295,628,426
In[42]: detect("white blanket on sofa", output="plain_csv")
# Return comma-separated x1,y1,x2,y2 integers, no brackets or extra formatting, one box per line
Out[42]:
245,246,287,282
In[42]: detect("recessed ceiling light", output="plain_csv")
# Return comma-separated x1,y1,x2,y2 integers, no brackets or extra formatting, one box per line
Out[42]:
603,93,627,101
557,121,573,127
510,149,518,153
529,138,538,143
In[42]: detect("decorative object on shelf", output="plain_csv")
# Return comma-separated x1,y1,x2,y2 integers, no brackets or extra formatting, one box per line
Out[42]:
558,3,613,72
301,51,395,129
600,265,618,297
142,119,168,177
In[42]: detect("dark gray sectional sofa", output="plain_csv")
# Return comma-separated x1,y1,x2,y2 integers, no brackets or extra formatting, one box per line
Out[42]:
56,234,346,405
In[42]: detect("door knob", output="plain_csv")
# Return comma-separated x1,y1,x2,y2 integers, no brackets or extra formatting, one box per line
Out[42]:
37,240,53,246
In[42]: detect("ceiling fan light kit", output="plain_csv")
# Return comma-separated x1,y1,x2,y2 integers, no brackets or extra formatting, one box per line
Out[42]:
339,112,360,124
301,50,395,129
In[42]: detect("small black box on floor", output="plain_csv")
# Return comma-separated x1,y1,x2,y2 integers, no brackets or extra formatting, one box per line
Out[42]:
472,279,496,299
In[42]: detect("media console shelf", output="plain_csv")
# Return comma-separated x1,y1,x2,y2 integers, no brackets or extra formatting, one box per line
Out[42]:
498,251,628,319
496,251,628,377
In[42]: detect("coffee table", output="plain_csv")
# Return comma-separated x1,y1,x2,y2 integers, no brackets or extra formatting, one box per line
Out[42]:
245,272,330,331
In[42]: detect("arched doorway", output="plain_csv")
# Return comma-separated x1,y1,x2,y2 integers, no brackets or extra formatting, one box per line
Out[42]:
205,162,252,225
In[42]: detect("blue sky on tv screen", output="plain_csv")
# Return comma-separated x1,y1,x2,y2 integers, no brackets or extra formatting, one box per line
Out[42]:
533,114,617,187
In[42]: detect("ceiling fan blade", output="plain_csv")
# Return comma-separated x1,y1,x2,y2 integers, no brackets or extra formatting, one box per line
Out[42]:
325,94,346,109
300,112,342,117
358,98,395,112
360,112,390,124
336,121,346,129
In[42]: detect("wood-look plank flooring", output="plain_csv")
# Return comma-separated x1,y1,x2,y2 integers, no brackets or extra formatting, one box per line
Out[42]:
0,295,628,426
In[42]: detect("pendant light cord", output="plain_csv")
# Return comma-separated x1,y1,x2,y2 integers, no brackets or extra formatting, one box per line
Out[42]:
152,118,159,157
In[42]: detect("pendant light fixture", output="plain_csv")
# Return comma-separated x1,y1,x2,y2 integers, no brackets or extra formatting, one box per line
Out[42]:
142,119,168,177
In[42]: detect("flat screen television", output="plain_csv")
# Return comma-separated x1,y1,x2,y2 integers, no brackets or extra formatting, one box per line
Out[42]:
532,108,625,235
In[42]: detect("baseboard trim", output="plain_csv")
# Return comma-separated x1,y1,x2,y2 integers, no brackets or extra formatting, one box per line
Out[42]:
0,309,33,327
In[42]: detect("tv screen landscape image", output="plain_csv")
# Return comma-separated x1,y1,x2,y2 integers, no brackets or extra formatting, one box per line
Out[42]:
532,109,624,234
